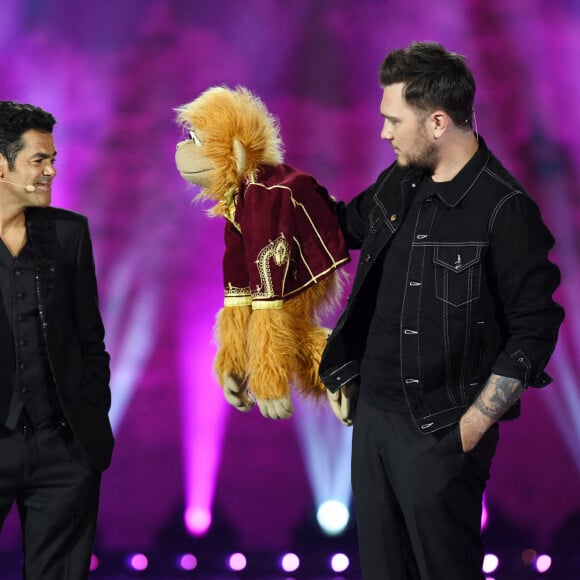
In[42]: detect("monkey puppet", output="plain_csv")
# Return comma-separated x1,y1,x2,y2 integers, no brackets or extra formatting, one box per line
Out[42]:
175,86,349,419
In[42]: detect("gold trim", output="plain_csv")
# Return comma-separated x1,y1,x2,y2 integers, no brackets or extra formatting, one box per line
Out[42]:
252,299,284,310
251,256,350,305
224,282,251,306
222,189,241,232
224,296,252,307
253,234,290,299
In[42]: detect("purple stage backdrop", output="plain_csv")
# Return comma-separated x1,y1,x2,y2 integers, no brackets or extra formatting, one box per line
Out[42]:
2,0,580,575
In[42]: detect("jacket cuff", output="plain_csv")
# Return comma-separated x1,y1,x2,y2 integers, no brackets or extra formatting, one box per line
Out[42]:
320,360,360,393
492,349,553,388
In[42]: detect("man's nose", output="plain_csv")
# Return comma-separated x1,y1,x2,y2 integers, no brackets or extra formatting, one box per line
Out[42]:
381,122,392,141
43,163,57,177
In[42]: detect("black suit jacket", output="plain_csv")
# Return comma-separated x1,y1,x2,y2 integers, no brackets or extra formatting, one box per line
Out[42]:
0,206,114,471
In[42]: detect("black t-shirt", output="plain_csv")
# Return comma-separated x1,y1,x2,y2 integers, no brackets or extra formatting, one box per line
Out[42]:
360,175,448,412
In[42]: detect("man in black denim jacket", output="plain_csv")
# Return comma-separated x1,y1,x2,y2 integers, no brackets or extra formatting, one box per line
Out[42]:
320,42,564,580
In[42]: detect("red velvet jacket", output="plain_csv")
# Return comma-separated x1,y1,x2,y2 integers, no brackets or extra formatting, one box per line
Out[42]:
222,164,349,309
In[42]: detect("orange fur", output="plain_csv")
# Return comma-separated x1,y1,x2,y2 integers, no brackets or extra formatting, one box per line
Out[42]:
246,275,346,401
176,86,283,217
246,307,297,400
213,305,251,385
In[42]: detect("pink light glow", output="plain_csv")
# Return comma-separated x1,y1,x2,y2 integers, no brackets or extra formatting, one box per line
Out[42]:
184,506,212,536
179,311,228,538
178,553,198,571
280,553,300,573
481,494,489,530
330,553,350,573
228,552,247,572
128,553,148,571
535,554,552,573
89,554,99,571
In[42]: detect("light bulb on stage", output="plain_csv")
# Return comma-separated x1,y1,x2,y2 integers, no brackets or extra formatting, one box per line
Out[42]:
316,499,350,536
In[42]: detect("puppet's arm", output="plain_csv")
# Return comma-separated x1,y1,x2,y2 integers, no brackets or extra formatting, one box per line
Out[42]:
246,276,337,419
214,304,254,411
246,307,295,418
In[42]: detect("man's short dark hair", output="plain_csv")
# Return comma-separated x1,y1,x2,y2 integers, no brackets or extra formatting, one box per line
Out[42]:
0,101,56,170
379,41,475,128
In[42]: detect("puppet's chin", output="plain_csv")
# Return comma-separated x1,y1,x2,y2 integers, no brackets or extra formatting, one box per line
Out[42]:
180,169,214,188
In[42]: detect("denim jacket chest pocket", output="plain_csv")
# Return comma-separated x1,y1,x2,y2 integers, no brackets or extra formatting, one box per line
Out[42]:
433,245,483,307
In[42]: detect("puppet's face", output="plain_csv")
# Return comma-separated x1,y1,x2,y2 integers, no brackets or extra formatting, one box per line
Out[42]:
175,129,216,188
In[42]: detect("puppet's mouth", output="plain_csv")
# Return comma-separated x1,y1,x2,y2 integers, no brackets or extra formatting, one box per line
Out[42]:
181,168,212,175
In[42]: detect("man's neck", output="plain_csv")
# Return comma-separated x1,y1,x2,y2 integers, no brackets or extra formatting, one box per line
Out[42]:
0,206,26,237
431,131,479,183
0,207,27,257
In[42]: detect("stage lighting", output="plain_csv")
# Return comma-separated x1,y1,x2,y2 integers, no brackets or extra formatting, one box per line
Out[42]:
330,553,350,573
127,553,148,571
227,552,247,572
535,554,552,573
481,494,488,530
89,554,99,571
178,553,198,571
184,506,212,536
280,552,300,573
482,553,499,573
316,500,350,535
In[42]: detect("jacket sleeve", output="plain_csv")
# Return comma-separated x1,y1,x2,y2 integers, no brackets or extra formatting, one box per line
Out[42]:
74,217,111,408
339,164,398,249
489,192,564,387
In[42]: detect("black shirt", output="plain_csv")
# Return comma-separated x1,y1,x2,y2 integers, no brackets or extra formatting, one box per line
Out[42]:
360,176,449,412
0,238,58,429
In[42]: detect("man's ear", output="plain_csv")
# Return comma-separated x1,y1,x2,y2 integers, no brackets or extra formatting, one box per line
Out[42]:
431,110,450,139
233,139,246,175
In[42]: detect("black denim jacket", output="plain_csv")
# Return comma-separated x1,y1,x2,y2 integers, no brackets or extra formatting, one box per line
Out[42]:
320,138,564,434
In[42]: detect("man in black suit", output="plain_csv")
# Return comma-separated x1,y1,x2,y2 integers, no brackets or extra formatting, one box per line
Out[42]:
0,101,114,579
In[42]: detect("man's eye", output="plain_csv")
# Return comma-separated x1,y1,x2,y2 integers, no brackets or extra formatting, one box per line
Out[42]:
189,130,202,146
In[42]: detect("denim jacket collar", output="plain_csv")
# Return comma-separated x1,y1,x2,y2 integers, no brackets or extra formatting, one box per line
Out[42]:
411,135,492,208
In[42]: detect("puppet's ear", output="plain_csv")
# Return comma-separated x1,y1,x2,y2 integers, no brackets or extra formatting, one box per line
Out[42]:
233,139,246,175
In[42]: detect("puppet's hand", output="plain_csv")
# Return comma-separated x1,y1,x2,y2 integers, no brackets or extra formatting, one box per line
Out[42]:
327,382,358,426
222,373,255,412
256,397,294,419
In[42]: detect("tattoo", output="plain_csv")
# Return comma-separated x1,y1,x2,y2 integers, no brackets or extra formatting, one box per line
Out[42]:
474,374,524,422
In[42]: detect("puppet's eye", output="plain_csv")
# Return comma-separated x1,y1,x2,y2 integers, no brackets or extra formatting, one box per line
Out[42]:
189,130,202,146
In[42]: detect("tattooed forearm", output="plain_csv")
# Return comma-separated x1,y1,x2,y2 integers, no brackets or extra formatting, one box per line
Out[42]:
474,374,524,422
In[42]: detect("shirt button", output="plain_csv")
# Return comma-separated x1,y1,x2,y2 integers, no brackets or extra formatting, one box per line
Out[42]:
16,291,24,299
19,339,26,347
389,214,398,222
17,314,24,322
15,269,22,276
364,254,371,262
19,362,27,371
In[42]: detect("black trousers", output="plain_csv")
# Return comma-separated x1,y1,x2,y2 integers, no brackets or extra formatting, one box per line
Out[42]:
352,397,499,580
0,416,101,580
